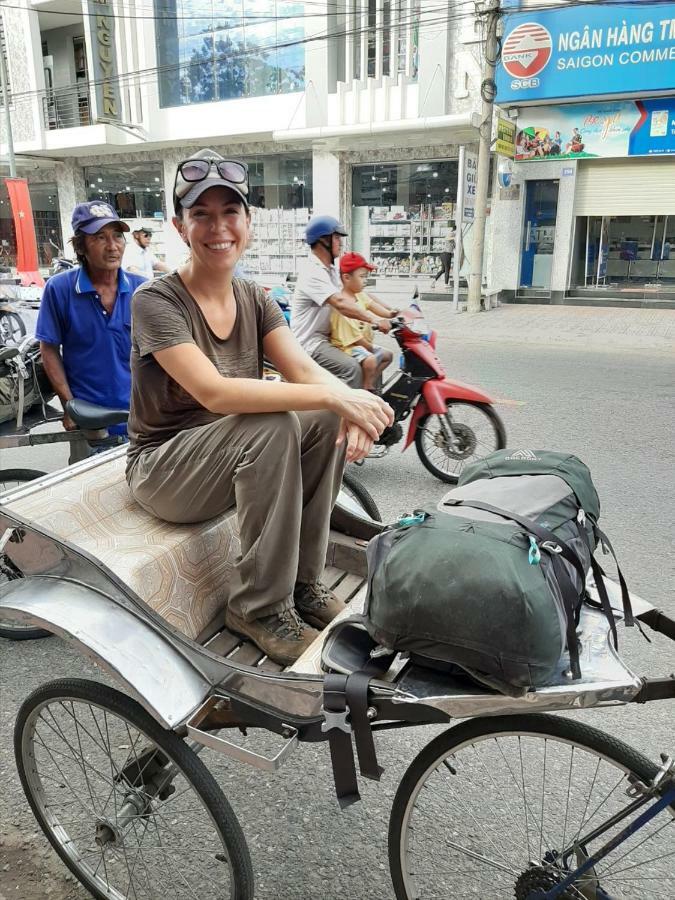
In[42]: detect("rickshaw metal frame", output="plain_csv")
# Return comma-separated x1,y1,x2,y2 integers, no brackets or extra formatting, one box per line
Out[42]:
1,496,673,781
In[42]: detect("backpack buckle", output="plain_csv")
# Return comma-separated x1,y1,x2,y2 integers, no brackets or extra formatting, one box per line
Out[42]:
542,541,563,555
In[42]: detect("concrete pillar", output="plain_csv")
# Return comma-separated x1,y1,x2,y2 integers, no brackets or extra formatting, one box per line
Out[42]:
55,159,87,247
160,148,189,268
263,156,281,210
312,149,341,218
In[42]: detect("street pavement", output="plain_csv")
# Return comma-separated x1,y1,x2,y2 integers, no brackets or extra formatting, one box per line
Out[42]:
0,303,674,898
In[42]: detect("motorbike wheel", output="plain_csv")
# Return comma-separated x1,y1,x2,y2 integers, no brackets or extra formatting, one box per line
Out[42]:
0,468,52,641
331,470,383,540
414,401,506,484
0,310,27,344
341,468,382,521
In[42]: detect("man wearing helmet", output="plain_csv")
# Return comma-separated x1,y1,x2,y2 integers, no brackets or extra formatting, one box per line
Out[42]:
292,215,392,387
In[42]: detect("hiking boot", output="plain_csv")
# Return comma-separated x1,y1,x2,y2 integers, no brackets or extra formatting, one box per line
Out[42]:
293,581,346,629
225,607,319,666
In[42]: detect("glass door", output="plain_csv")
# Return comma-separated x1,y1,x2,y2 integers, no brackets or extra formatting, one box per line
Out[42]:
520,180,559,290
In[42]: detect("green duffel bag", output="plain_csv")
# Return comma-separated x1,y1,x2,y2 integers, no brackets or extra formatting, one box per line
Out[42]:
363,449,633,695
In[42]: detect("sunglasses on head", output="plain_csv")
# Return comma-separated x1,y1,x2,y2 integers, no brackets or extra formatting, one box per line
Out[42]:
176,158,248,190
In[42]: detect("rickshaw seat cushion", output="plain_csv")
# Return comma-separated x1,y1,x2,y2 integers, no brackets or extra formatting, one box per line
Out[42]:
4,452,239,640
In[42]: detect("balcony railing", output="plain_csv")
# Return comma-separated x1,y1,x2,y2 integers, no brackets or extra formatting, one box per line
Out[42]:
42,82,92,130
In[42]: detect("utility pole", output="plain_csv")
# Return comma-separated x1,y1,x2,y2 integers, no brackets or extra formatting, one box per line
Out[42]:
467,0,500,313
0,9,15,177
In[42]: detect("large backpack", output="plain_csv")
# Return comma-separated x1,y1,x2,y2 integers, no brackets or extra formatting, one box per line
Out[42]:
361,450,633,694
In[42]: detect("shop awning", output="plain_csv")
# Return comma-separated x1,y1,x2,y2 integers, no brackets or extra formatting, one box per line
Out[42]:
273,113,481,150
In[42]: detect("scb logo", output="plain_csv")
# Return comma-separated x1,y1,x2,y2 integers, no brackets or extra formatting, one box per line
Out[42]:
502,21,552,81
511,77,541,90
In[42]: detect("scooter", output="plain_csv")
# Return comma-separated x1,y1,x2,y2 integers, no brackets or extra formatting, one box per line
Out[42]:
366,305,507,483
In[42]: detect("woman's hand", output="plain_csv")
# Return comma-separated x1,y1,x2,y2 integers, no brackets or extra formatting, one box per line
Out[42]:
337,421,376,463
327,388,394,441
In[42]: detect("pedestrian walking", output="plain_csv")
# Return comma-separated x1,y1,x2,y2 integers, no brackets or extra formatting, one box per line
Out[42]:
432,233,455,289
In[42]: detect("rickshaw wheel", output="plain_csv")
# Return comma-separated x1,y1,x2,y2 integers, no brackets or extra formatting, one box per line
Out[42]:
15,678,254,900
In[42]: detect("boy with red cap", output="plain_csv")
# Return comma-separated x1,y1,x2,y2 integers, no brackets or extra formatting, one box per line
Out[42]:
331,252,397,390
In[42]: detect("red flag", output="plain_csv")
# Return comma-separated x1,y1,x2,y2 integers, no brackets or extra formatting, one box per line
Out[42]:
4,177,44,287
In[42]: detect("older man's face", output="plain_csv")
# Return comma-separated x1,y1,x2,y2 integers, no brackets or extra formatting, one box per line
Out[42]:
83,223,126,271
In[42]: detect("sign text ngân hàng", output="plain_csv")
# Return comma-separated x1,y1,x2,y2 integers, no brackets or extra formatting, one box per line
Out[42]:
496,2,675,105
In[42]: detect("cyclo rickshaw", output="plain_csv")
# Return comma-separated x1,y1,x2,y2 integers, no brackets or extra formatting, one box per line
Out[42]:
0,419,674,900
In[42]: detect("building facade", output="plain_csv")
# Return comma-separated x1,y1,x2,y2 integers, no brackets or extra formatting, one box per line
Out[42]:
0,0,489,280
491,0,675,303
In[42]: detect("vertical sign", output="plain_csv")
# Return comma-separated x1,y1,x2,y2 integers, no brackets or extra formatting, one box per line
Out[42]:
495,118,516,157
88,0,121,121
462,151,478,222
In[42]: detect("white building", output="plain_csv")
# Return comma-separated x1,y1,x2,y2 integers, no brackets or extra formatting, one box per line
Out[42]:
0,0,489,281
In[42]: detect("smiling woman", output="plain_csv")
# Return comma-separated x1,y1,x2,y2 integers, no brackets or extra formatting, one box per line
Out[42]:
124,148,393,666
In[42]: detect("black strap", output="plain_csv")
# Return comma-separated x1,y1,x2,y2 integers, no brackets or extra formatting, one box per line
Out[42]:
322,675,359,809
345,671,384,782
548,551,582,679
589,557,620,652
443,498,587,587
443,498,590,679
595,526,634,627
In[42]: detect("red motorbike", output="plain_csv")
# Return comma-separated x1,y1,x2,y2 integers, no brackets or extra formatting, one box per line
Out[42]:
370,308,506,483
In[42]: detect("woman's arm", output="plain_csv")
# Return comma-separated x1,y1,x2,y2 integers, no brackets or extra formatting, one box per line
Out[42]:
154,337,393,448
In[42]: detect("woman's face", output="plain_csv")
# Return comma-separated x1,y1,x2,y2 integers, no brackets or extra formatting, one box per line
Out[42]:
174,186,250,270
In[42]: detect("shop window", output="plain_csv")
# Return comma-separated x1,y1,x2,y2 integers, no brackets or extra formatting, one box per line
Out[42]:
84,163,165,220
0,182,62,269
30,184,63,266
239,153,312,277
155,0,305,108
352,159,459,277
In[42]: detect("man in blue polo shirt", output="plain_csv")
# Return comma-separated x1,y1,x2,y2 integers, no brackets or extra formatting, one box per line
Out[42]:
36,201,147,463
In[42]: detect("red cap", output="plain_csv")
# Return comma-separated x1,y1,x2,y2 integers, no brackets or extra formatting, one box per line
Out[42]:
339,252,376,274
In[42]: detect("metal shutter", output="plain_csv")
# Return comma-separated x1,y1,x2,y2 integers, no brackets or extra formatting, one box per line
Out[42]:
575,158,675,216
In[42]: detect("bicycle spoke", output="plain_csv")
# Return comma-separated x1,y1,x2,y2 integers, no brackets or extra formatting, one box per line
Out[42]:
19,691,243,900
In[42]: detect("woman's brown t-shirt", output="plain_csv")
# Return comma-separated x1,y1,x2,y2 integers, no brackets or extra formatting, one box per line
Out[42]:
127,273,286,469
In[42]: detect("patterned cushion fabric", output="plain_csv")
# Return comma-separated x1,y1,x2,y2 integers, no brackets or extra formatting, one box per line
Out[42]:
5,452,238,640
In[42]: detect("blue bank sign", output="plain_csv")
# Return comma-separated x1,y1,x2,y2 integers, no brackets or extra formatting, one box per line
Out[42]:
496,1,675,104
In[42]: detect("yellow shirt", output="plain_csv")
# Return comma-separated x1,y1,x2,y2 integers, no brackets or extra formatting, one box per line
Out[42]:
330,292,374,353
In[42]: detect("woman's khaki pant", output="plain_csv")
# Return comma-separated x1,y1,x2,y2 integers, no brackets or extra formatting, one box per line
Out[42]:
127,410,345,621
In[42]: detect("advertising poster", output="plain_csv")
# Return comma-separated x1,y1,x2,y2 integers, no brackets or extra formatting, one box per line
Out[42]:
496,2,675,105
515,98,675,161
495,118,516,157
462,151,478,222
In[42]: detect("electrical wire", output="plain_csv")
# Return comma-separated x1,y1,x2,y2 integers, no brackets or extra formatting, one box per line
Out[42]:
1,2,478,106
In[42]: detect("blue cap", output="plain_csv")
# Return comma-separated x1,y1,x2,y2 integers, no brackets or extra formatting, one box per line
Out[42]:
71,201,129,235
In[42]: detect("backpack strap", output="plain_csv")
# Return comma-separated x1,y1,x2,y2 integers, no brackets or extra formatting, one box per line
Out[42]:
443,498,613,679
594,526,634,628
322,674,359,808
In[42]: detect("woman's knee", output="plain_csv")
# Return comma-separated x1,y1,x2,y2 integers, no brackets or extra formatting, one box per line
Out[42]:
235,411,302,453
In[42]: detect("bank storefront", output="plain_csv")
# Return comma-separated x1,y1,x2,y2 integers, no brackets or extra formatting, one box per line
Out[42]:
492,0,675,302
